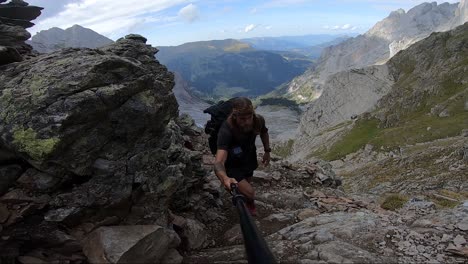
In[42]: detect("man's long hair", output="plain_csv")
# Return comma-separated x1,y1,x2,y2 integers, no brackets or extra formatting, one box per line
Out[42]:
227,97,263,135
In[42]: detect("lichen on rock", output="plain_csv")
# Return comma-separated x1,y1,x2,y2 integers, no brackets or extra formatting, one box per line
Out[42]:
12,127,59,160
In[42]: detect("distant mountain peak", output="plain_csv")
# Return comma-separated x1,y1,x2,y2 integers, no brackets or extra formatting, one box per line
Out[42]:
29,24,113,53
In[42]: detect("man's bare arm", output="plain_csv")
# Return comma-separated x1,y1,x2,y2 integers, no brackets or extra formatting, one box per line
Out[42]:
260,131,270,151
214,149,237,189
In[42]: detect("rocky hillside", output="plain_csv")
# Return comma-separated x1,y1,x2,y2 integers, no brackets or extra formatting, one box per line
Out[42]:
187,155,467,263
156,39,312,100
288,22,467,199
28,24,114,53
288,1,467,102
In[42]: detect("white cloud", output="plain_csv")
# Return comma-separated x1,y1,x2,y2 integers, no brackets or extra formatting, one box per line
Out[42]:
28,0,189,38
265,25,272,30
324,24,355,31
341,24,351,29
178,3,200,23
244,24,257,32
250,7,258,14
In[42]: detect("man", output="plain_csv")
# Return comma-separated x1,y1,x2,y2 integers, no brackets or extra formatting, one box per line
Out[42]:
213,97,271,216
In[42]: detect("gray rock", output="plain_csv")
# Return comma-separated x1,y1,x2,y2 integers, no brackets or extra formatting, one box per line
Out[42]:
462,129,468,137
0,202,9,223
438,109,450,117
0,164,23,195
297,209,320,221
183,219,208,250
457,222,468,231
82,225,180,264
253,170,274,183
16,168,60,191
223,224,243,244
0,45,22,65
161,248,183,264
125,34,147,43
263,213,295,222
317,241,389,263
44,207,82,225
453,235,466,246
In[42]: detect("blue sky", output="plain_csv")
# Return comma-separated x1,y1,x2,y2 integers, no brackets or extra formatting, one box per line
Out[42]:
26,0,460,46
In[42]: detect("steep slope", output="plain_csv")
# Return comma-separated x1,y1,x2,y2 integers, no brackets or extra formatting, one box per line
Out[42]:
173,73,210,127
288,1,466,102
288,22,467,198
156,39,312,100
293,22,468,160
28,24,114,53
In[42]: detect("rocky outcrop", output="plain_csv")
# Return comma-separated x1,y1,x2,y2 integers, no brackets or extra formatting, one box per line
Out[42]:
296,65,395,149
0,0,42,64
0,34,220,263
287,1,466,101
29,25,114,53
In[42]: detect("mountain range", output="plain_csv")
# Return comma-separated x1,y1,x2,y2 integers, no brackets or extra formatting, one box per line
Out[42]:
287,1,468,102
28,24,114,53
156,39,314,100
241,34,354,57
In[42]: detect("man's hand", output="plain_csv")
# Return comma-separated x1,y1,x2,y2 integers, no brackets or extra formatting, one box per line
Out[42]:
262,152,270,166
223,177,238,191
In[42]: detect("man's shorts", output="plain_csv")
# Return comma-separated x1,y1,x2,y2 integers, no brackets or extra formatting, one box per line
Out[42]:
227,169,254,182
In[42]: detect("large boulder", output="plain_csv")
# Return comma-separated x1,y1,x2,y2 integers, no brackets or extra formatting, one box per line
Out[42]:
82,225,181,264
0,35,177,176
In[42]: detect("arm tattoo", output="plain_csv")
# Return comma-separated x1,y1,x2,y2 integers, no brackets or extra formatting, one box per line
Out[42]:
214,162,226,174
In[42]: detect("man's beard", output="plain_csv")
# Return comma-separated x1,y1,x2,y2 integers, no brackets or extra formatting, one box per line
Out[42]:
239,124,253,133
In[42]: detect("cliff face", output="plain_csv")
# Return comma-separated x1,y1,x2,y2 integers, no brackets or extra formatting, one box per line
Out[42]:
0,33,218,262
28,25,114,53
297,65,396,142
288,1,466,102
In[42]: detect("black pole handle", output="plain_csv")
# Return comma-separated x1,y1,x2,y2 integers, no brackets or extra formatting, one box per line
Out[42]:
229,183,277,264
231,183,245,206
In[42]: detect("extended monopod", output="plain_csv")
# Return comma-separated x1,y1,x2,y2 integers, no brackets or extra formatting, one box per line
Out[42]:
230,183,277,264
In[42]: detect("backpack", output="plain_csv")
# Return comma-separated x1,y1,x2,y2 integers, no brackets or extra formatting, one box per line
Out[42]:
203,99,235,155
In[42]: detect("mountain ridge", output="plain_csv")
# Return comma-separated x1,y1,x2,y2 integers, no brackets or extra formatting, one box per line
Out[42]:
28,24,114,53
287,1,467,102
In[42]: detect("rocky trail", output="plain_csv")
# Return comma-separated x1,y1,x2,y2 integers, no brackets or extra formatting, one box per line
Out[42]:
183,154,468,264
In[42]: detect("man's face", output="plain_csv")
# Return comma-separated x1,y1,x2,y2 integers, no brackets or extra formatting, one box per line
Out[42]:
235,113,254,132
